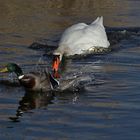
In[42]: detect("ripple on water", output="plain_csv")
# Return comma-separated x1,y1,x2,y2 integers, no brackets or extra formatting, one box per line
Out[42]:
0,26,140,140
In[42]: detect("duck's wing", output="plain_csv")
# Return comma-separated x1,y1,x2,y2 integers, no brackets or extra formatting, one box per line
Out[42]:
43,71,59,90
18,73,36,90
49,73,59,89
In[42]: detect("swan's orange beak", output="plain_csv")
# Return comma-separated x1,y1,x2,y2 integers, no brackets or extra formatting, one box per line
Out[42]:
52,56,60,78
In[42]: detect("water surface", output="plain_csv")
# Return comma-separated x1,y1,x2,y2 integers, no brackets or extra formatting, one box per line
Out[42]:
0,0,140,140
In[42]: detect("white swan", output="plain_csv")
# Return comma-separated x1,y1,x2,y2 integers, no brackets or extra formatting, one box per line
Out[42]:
52,16,110,78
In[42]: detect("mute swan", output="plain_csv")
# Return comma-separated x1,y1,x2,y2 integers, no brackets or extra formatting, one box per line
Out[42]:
52,16,110,78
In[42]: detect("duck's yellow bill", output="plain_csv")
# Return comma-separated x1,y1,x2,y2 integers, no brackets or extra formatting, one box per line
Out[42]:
0,67,8,73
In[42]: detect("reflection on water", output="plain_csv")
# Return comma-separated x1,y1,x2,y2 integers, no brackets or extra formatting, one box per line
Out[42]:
9,89,81,122
9,91,54,122
0,0,140,140
1,28,140,139
0,0,140,45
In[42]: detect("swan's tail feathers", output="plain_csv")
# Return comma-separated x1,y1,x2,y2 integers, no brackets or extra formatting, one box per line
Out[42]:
99,16,103,25
91,17,99,24
91,16,103,26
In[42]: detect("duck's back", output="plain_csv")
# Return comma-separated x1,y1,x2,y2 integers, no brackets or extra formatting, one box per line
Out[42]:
19,72,51,92
58,17,110,56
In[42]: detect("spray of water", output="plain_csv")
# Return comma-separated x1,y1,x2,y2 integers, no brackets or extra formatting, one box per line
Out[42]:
34,53,50,75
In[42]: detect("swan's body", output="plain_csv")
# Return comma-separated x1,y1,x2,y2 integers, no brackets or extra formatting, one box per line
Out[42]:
54,17,110,57
52,17,110,78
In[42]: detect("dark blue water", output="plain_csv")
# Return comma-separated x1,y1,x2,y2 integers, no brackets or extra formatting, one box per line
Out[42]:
0,1,140,140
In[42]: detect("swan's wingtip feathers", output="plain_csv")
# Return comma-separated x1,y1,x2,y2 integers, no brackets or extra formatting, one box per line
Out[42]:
92,16,103,25
100,16,103,24
91,17,99,24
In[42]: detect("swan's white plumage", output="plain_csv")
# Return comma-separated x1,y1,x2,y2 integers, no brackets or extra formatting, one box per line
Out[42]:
54,16,110,57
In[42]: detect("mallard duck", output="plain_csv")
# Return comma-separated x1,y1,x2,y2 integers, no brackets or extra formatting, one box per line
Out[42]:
0,63,59,92
52,16,110,78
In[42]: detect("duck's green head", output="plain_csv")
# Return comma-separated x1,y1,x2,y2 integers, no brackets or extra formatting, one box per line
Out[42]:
0,63,23,76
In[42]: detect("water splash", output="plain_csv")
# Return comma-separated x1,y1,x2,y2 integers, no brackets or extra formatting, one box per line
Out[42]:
8,73,18,83
34,53,51,74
